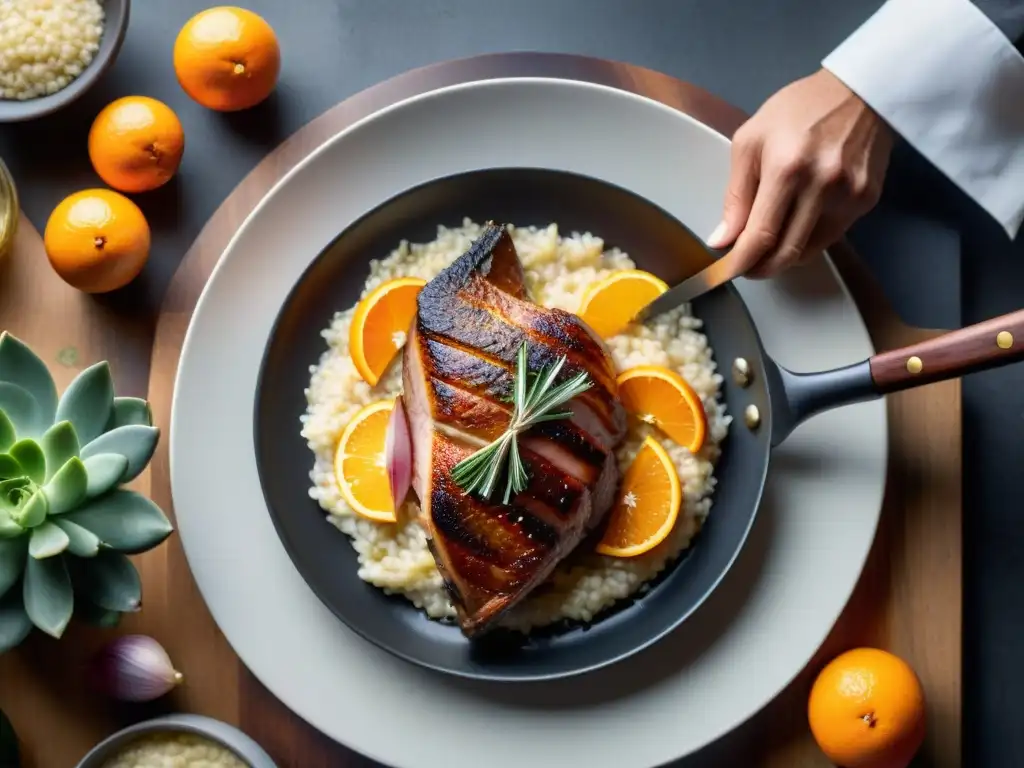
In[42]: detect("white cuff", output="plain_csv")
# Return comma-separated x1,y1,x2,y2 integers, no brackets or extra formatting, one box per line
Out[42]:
824,0,1024,239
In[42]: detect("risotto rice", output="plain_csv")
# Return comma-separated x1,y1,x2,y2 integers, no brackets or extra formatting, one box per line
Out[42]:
301,220,730,632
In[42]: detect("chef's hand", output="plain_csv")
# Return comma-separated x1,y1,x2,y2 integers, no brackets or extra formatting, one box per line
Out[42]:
707,68,896,278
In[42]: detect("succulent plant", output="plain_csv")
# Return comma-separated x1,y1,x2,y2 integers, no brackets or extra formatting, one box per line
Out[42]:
0,332,173,655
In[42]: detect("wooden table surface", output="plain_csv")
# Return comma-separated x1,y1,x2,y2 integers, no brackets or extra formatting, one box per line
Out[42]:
0,55,962,768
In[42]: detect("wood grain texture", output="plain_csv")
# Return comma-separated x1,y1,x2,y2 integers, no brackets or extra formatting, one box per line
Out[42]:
870,307,1024,393
0,54,961,768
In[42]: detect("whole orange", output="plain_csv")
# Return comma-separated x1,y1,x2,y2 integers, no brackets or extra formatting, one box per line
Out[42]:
173,6,281,112
88,96,185,194
808,648,926,768
43,189,151,294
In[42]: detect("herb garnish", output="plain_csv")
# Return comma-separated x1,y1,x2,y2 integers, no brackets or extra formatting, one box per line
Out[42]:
451,342,592,503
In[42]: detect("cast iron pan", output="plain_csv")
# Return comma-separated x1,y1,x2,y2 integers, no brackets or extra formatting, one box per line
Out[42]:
254,168,1024,682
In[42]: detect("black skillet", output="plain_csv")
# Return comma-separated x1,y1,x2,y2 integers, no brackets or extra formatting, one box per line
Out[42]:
254,168,1024,682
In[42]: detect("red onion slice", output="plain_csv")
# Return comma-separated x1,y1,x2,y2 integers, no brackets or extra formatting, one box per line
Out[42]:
386,396,413,508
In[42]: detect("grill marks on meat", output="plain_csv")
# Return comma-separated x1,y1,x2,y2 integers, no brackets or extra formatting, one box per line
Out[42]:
426,359,610,479
402,223,628,637
416,227,624,441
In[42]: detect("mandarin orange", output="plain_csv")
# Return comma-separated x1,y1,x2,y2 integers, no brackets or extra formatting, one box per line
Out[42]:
808,648,926,768
173,6,281,112
88,96,185,193
43,189,150,294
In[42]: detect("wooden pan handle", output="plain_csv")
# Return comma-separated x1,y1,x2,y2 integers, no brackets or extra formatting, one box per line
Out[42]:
870,308,1024,393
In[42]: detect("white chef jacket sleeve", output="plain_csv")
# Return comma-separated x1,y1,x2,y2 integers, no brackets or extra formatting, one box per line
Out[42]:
823,0,1024,239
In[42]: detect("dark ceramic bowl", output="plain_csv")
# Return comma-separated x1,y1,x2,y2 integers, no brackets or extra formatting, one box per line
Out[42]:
0,0,130,123
75,714,277,768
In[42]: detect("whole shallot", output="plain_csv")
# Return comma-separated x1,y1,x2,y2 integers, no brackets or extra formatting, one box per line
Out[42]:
386,395,413,506
89,635,184,702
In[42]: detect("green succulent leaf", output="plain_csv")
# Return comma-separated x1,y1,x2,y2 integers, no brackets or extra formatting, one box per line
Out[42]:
0,411,14,454
108,397,153,430
22,554,72,638
0,510,21,539
40,421,79,483
0,479,40,531
41,457,87,516
0,704,19,766
54,362,114,447
74,597,122,628
82,454,129,500
0,591,32,657
52,518,100,558
81,425,159,484
8,441,43,485
0,332,58,426
0,477,29,501
28,522,70,560
68,551,140,613
62,490,172,554
0,454,20,480
11,491,46,530
0,536,26,599
0,385,44,441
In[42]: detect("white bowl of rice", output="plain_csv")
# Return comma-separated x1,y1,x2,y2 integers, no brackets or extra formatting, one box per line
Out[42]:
0,0,130,122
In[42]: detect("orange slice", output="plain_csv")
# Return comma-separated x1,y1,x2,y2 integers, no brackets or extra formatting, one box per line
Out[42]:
616,365,708,453
334,400,398,523
576,269,669,338
596,436,682,557
349,277,426,386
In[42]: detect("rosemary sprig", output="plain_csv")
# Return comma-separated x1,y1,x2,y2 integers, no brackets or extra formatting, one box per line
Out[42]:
451,341,592,503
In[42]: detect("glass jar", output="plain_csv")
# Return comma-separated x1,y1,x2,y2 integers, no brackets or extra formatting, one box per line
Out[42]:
0,157,18,262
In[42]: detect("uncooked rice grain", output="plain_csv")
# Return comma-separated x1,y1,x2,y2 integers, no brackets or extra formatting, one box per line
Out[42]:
0,0,105,101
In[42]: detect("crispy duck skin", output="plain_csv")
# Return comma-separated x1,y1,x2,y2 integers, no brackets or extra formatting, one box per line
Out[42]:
402,223,627,636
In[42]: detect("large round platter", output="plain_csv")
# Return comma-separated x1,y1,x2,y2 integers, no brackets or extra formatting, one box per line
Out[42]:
170,72,886,767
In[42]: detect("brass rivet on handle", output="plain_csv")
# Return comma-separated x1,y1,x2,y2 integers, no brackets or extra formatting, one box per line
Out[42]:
997,331,1014,349
906,356,923,375
743,404,761,430
732,357,752,387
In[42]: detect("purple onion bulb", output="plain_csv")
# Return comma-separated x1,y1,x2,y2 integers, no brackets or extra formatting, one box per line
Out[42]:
90,635,184,702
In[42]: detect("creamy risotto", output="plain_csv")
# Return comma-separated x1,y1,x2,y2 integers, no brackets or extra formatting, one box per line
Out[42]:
301,220,730,632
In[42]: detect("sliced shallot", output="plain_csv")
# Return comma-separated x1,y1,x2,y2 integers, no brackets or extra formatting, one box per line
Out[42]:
385,395,413,507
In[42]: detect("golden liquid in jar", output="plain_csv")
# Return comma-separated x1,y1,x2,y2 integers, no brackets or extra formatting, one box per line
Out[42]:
0,157,18,262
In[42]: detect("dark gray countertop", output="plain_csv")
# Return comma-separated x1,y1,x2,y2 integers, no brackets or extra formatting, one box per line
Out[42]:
2,0,1020,764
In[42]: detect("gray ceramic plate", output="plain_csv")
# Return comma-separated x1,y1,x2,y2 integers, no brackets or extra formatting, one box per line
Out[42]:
170,76,886,768
75,714,276,768
0,0,130,123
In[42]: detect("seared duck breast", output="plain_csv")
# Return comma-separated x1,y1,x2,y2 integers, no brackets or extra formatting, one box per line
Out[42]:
402,223,627,636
